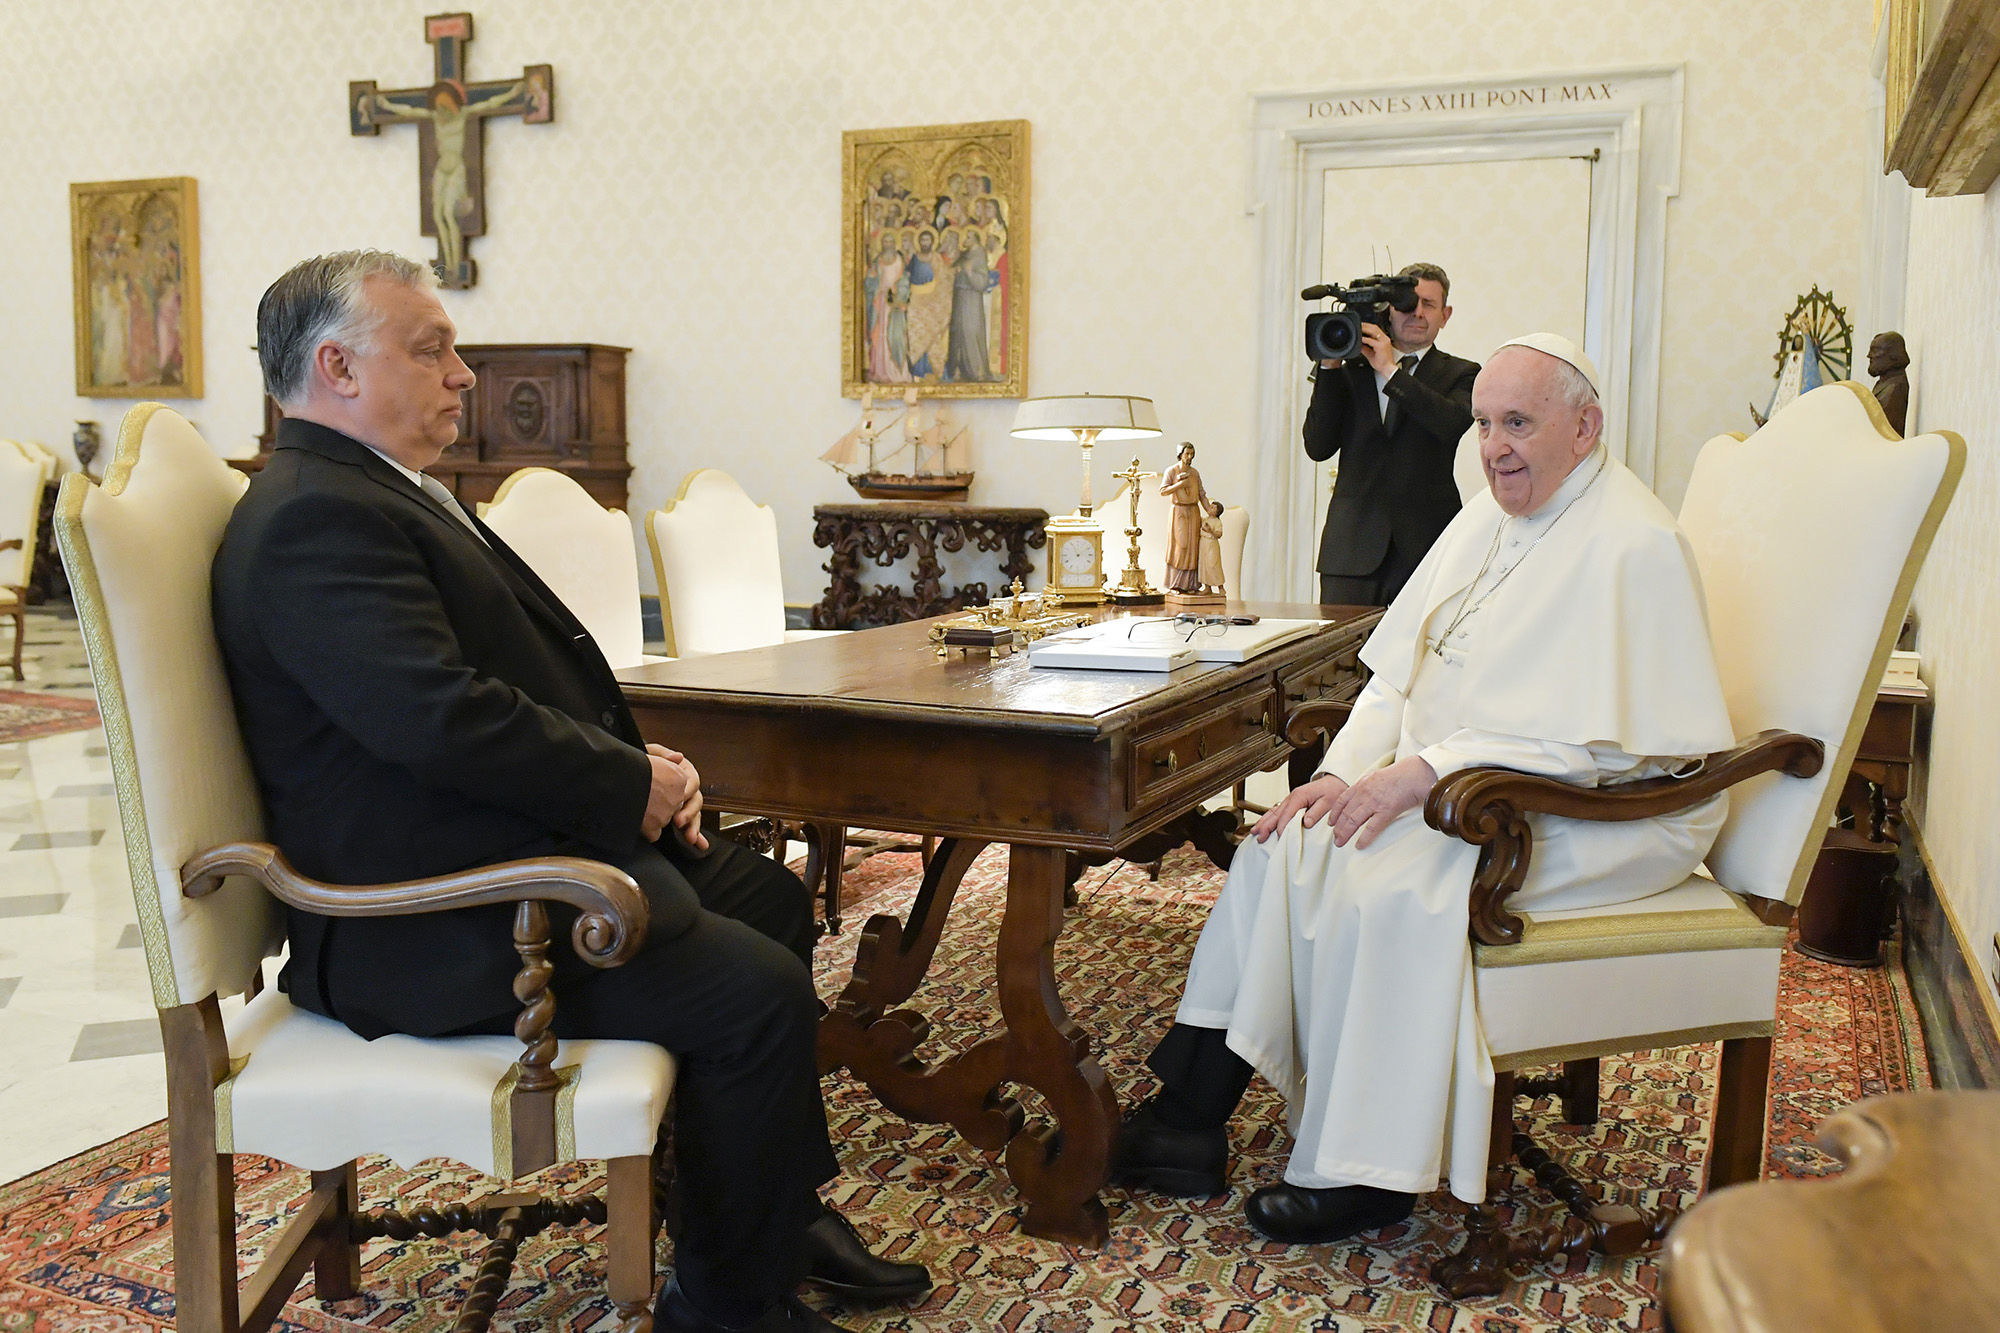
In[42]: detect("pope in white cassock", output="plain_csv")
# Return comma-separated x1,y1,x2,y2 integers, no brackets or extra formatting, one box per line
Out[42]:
1114,334,1738,1245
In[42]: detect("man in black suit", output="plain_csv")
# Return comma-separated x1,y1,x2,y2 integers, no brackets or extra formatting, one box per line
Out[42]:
212,251,926,1333
1302,262,1479,606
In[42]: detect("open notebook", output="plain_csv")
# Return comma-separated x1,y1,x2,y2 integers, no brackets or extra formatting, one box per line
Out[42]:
1026,617,1321,672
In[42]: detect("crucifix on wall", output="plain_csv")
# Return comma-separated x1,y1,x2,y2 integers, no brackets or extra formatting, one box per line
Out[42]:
349,12,553,289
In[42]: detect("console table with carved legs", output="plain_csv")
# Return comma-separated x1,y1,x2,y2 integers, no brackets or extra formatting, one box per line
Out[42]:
618,602,1378,1245
810,503,1048,628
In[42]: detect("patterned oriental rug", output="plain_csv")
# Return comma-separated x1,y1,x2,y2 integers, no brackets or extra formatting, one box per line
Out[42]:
0,689,99,743
0,842,1929,1332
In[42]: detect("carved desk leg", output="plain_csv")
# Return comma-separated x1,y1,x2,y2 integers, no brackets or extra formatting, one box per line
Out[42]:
992,844,1118,1246
819,838,987,1077
817,841,1117,1247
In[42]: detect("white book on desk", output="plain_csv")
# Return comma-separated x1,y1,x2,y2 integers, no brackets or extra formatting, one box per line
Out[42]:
1028,617,1321,668
1026,640,1198,672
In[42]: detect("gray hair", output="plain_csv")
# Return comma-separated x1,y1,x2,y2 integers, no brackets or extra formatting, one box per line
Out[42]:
1398,261,1451,303
257,251,435,407
1549,359,1601,415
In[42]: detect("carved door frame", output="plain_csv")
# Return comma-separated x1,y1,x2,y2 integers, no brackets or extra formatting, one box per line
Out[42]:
1243,65,1685,601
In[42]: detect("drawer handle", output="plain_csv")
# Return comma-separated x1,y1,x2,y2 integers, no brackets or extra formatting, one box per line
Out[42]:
1153,750,1180,774
1197,735,1209,760
1248,709,1270,729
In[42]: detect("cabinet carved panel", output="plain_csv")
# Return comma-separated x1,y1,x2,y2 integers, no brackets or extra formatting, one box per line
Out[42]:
245,343,634,510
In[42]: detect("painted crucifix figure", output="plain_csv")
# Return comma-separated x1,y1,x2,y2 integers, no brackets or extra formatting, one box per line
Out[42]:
349,12,553,289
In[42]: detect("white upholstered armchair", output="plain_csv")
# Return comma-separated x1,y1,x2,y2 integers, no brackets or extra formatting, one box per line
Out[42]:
0,438,55,679
477,466,669,670
645,468,881,930
1291,382,1963,1296
55,405,676,1333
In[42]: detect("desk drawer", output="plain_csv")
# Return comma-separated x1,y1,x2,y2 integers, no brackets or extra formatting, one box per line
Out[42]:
1129,680,1277,805
1278,645,1364,712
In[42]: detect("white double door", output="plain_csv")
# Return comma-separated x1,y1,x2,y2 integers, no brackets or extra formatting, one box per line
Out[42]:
1308,156,1592,590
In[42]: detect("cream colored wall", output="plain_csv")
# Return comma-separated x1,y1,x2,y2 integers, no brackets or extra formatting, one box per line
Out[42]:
1901,189,2000,1014
0,0,1872,602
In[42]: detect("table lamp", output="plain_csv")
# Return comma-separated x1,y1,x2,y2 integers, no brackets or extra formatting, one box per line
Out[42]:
1010,394,1161,604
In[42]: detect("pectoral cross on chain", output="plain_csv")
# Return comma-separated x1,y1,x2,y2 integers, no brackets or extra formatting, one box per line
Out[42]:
349,12,554,289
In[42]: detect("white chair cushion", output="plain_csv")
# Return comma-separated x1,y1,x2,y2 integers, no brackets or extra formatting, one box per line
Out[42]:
478,468,650,671
648,470,789,656
219,988,675,1177
54,406,279,1008
1474,875,1786,1068
1679,385,1961,904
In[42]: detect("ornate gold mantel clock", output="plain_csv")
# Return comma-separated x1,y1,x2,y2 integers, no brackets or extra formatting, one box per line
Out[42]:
1009,394,1162,604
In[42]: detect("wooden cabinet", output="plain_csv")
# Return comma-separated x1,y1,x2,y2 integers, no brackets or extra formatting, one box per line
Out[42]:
436,344,632,510
245,343,634,510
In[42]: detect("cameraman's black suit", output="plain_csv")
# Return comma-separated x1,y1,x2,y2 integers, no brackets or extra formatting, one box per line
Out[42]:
1303,346,1479,606
211,418,835,1320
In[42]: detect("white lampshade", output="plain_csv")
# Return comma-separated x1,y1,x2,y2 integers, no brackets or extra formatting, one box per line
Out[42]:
1009,394,1162,441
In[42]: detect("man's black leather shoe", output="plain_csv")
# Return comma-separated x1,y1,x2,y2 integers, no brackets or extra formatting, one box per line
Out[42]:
801,1208,932,1302
654,1275,857,1331
1110,1099,1229,1196
1244,1182,1416,1244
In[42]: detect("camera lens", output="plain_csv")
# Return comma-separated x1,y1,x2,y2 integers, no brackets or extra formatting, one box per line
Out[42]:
1305,310,1361,362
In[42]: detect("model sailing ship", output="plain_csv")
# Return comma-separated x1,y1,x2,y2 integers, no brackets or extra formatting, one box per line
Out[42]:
822,387,975,501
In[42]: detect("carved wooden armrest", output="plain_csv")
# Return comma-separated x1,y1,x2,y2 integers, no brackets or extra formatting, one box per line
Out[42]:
1423,729,1825,946
182,841,650,1173
182,841,648,967
1283,698,1354,749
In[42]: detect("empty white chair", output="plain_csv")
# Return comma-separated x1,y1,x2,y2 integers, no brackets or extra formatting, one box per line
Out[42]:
646,468,843,657
478,467,666,670
0,439,54,679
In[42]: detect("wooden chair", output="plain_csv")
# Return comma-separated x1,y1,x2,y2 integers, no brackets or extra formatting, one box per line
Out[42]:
645,468,901,932
54,404,674,1333
1663,1090,2000,1331
478,466,670,671
1290,382,1963,1296
0,438,54,679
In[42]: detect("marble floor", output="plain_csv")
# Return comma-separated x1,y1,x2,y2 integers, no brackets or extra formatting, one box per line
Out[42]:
0,606,274,1183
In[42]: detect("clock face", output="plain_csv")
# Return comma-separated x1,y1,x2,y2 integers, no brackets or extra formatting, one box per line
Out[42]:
1058,534,1097,585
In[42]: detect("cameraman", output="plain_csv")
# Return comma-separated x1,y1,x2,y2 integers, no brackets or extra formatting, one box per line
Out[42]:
1303,261,1479,606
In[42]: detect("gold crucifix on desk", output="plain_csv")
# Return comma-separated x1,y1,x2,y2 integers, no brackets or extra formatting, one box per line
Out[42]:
349,12,554,289
1107,456,1164,605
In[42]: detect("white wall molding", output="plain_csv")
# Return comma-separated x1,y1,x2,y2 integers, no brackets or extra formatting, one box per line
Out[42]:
1244,65,1684,601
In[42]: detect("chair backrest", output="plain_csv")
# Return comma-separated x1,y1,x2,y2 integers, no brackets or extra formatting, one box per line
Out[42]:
0,440,51,588
53,404,280,1009
478,467,648,670
645,469,786,656
1679,383,1962,906
1100,478,1250,596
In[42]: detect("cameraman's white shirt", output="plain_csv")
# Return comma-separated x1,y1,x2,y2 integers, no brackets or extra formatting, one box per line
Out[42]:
1375,343,1431,423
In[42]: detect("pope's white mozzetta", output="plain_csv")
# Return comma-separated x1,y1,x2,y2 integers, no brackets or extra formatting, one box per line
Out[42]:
1174,336,1737,1206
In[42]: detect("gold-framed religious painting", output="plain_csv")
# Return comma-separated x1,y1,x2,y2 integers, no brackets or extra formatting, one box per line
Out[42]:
1883,0,2000,195
70,176,203,397
842,120,1028,399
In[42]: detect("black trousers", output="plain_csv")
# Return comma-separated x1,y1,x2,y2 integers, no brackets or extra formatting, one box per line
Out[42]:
1319,541,1425,609
1147,1021,1255,1130
455,834,836,1322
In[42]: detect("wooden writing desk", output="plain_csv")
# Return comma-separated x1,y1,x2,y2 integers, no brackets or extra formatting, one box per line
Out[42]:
618,601,1380,1245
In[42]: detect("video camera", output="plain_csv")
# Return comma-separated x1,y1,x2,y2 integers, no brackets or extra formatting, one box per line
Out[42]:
1301,273,1420,363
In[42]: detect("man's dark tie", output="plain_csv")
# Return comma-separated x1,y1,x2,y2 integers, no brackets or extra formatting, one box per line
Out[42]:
1384,354,1419,433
